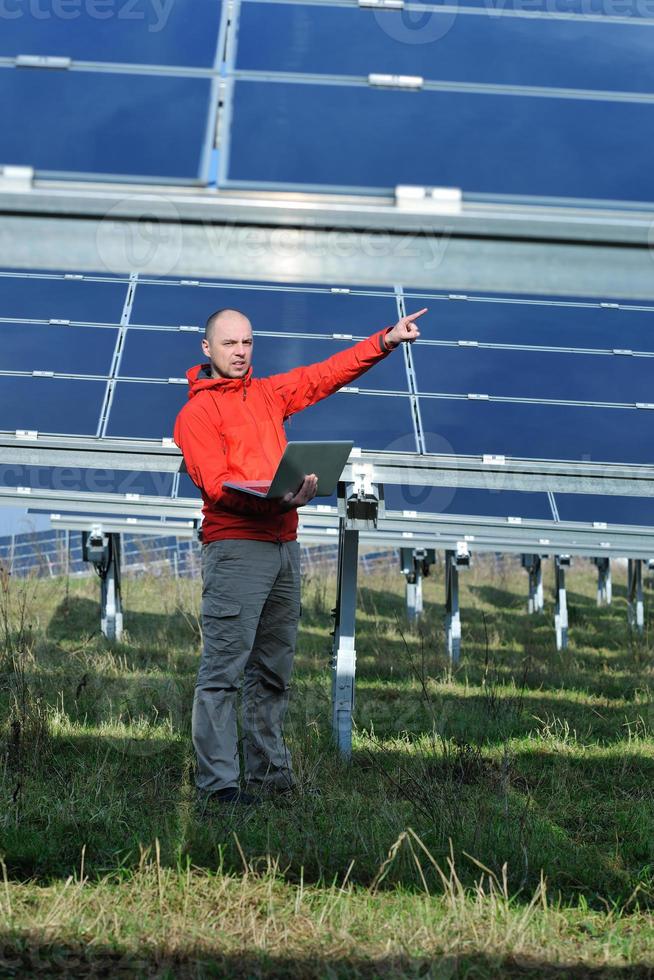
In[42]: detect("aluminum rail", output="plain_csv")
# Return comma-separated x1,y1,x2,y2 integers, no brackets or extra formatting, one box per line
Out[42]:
4,433,654,496
47,514,197,538
10,486,654,557
2,183,654,297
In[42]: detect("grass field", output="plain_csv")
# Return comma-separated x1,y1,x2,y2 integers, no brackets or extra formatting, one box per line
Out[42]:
1,553,654,977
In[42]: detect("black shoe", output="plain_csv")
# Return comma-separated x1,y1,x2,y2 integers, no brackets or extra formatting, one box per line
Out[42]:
205,787,261,806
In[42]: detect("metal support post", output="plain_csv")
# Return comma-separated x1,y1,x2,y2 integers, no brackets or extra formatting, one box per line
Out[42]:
554,555,570,651
628,558,644,634
522,554,544,613
400,547,436,624
331,519,360,759
330,470,381,757
445,542,470,664
82,527,123,641
593,557,612,607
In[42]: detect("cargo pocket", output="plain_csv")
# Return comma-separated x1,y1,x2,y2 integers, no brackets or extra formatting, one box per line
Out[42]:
198,597,244,686
201,595,241,620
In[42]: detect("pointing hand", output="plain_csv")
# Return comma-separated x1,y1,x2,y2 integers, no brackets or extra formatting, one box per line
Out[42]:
385,307,428,347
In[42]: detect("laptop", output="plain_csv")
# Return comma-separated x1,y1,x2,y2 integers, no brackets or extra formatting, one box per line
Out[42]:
223,440,354,499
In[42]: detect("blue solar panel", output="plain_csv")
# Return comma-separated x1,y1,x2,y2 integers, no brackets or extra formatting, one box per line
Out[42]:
0,272,128,322
0,324,117,375
285,392,416,451
118,330,409,392
0,465,175,499
555,494,654,526
0,0,222,66
412,345,653,403
226,80,654,202
106,382,189,439
400,294,654,350
385,483,553,521
236,3,654,93
0,71,213,181
130,282,398,333
0,377,104,434
419,399,654,464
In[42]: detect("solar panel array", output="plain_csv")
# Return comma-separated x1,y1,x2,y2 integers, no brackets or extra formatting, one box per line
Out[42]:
0,0,223,183
2,267,654,530
226,0,654,204
2,0,652,207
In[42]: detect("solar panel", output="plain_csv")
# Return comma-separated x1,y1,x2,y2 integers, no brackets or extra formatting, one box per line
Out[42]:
555,494,654,525
105,381,189,440
0,464,175,499
0,0,223,67
418,399,653,464
384,484,554,522
0,71,215,182
0,270,128,322
0,376,105,434
413,346,652,402
118,331,409,392
130,281,397,332
285,392,416,450
225,80,654,202
399,292,654,350
236,2,654,93
0,322,117,374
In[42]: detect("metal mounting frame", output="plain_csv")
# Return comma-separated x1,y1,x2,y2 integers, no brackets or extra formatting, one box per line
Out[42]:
5,434,654,499
400,546,436,623
627,558,645,634
522,553,544,613
554,554,571,651
82,527,123,641
593,556,613,607
445,542,470,663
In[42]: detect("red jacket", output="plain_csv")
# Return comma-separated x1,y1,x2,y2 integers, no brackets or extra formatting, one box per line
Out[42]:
173,327,397,543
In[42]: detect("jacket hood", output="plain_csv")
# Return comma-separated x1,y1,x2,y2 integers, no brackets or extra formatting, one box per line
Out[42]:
185,363,253,400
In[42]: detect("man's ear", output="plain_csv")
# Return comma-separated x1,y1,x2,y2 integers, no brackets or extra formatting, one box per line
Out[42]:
201,337,210,357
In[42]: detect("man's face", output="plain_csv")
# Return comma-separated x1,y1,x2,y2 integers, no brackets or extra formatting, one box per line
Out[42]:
201,312,253,379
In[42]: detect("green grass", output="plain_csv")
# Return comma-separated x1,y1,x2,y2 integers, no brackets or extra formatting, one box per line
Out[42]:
1,555,654,976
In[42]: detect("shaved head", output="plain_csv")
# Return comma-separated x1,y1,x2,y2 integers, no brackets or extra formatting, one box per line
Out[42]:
204,308,251,341
201,307,254,379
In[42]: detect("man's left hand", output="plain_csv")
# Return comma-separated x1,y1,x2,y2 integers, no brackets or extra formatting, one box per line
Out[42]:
386,307,428,347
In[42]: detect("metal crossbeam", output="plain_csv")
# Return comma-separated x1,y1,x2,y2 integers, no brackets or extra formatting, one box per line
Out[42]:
6,483,654,556
5,434,654,497
46,514,197,538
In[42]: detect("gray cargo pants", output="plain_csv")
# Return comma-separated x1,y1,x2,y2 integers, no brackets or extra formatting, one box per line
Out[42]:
192,537,301,794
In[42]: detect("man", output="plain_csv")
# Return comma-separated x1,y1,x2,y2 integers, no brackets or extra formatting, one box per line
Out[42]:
173,304,427,805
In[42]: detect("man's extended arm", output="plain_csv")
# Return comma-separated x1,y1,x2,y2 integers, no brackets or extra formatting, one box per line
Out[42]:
267,326,397,420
